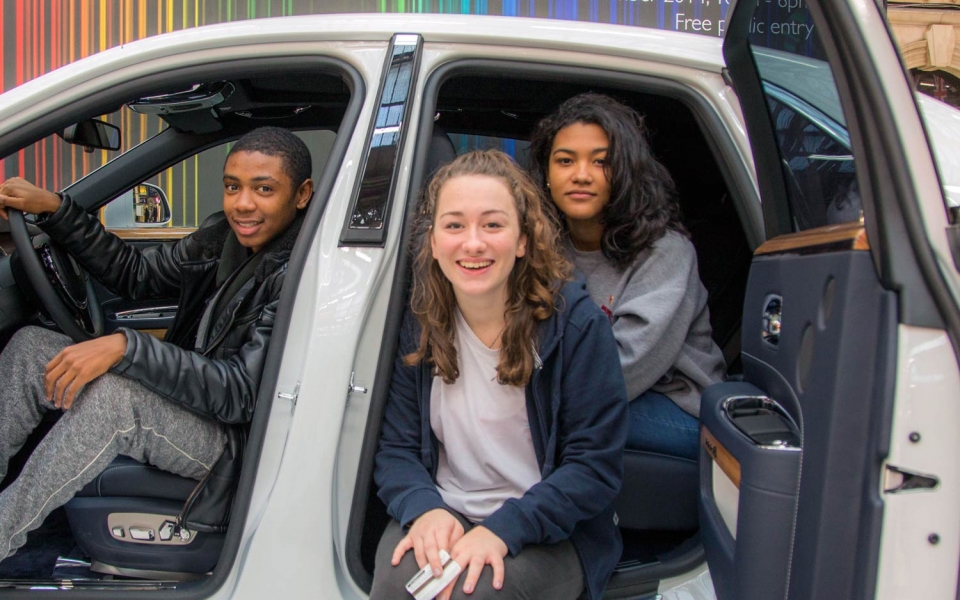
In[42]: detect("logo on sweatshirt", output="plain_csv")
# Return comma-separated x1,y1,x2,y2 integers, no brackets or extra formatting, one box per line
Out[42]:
601,295,614,323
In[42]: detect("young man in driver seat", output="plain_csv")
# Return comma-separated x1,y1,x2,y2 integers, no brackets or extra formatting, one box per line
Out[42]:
0,126,313,563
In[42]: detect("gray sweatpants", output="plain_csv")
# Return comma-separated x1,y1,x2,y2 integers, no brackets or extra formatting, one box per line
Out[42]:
369,513,585,600
0,326,227,561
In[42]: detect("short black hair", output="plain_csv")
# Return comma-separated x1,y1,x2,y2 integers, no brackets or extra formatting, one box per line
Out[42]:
529,93,684,269
227,126,312,188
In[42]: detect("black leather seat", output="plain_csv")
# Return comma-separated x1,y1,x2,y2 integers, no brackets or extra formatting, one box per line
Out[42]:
612,449,699,532
64,456,223,576
610,184,748,535
426,125,456,175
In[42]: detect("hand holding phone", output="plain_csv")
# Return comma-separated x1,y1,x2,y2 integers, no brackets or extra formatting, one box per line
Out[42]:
405,549,462,600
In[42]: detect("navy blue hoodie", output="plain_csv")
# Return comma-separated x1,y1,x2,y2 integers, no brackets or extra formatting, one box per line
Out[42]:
375,278,628,600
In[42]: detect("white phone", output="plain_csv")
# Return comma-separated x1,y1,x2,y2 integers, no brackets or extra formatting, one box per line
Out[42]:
404,549,463,600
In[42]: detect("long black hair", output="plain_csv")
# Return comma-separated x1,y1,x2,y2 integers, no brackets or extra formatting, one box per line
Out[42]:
529,93,684,268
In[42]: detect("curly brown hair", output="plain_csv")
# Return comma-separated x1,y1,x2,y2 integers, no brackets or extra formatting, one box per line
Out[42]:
405,149,572,387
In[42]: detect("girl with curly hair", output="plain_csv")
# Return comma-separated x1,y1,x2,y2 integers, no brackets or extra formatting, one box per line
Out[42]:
530,93,725,460
371,149,627,600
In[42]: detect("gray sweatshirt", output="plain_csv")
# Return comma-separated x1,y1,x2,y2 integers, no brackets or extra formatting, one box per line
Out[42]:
564,231,725,417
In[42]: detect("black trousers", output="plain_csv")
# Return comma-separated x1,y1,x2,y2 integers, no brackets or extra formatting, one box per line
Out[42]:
369,511,584,600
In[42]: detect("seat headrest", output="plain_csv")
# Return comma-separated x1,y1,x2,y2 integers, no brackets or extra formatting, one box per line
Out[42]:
425,126,456,177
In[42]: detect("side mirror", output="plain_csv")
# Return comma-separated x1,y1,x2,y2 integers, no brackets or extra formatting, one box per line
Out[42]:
133,184,171,225
103,183,172,229
58,119,121,152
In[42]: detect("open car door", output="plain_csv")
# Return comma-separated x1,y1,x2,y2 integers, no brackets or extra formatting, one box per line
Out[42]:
701,0,960,598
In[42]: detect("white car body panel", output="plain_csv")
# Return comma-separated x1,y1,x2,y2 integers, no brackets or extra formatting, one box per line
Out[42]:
194,42,390,600
0,7,957,600
877,325,960,599
841,2,960,597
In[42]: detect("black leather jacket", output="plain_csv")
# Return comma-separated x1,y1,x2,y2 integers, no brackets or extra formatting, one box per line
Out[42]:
41,195,299,420
40,195,302,531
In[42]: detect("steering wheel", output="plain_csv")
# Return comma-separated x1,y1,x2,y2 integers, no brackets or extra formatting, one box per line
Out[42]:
8,209,103,342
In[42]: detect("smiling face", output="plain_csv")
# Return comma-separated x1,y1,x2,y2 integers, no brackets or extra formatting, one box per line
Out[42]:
547,122,612,240
222,150,313,253
430,174,527,310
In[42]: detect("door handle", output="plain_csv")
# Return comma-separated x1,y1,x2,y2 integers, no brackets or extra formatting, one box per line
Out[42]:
883,464,938,494
762,294,782,346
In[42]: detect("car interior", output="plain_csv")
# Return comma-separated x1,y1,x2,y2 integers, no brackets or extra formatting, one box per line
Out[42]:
347,64,756,599
0,56,757,597
0,59,361,589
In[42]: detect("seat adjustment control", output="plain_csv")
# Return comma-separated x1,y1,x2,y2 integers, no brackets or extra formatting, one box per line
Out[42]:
129,527,155,541
108,512,196,545
158,520,176,541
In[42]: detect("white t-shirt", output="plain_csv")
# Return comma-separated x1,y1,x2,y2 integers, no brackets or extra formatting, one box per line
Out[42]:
430,310,542,522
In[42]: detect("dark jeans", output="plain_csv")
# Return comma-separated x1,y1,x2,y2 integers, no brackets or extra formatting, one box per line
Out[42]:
369,511,584,600
626,390,700,461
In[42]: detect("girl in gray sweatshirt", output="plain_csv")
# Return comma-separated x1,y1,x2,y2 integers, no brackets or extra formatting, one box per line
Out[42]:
530,93,726,460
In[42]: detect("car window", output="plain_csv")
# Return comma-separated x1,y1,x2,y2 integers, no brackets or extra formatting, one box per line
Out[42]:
763,85,859,228
746,10,863,230
448,134,530,164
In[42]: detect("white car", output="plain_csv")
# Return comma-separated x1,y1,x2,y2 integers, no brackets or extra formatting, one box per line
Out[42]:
0,1,958,599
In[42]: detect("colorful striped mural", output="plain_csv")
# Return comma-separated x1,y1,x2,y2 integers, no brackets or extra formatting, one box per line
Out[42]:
0,0,730,227
1,1,730,94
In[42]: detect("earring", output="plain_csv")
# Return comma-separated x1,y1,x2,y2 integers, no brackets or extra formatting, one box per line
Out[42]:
546,182,551,188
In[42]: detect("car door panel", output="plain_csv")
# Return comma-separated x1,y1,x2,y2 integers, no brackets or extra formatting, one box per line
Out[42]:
91,238,182,337
100,297,177,337
700,241,898,600
700,0,949,592
700,379,800,600
748,247,897,600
